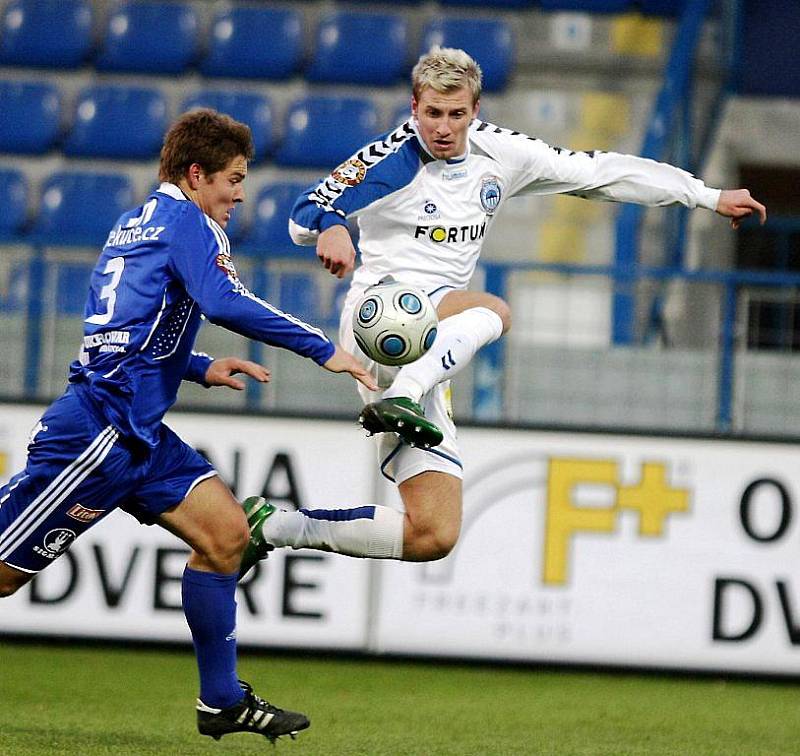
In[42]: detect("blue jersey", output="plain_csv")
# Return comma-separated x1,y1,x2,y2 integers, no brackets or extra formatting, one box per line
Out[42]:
69,182,334,447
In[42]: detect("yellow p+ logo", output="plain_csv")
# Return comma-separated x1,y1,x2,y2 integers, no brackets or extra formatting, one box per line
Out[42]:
543,458,689,585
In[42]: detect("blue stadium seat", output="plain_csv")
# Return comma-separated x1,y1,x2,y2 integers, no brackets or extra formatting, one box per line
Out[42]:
239,182,321,323
307,12,408,86
275,96,380,168
420,18,514,92
96,0,198,74
33,172,134,246
0,80,61,154
0,169,28,240
181,90,274,163
201,6,303,80
539,0,632,11
56,262,94,315
392,102,413,127
64,85,169,160
0,0,93,68
275,271,321,324
241,182,314,257
638,0,686,15
223,205,247,244
440,0,532,7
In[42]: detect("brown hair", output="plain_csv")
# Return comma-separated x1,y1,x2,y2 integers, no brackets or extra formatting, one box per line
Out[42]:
158,108,255,183
412,47,482,106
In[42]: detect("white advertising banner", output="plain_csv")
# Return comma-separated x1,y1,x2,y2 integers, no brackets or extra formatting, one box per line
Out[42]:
375,427,800,675
0,405,373,649
1,403,798,674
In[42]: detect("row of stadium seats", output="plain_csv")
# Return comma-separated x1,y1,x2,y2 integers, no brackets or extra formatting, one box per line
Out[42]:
0,80,401,167
1,1,515,90
0,168,313,255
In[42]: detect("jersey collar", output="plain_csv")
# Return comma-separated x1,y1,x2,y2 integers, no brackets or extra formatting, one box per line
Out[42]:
156,182,188,201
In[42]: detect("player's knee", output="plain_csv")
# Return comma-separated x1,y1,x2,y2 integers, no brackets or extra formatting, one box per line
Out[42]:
407,520,460,561
203,518,250,572
0,582,18,597
478,294,511,334
425,534,457,561
493,297,512,334
223,521,251,561
431,522,460,559
0,572,29,597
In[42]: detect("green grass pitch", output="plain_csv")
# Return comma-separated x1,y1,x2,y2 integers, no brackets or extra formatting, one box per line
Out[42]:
0,641,797,755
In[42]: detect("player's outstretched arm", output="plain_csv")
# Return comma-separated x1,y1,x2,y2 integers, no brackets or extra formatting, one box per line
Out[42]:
322,345,378,391
317,225,356,279
204,357,271,391
716,189,767,229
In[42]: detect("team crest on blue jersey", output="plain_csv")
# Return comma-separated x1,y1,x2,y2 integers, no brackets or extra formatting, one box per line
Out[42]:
479,176,502,214
332,158,367,187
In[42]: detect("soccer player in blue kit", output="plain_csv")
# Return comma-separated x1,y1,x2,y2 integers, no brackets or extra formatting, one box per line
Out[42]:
0,109,375,743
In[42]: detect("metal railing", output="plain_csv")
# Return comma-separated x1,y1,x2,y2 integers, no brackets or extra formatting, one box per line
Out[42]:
613,0,738,344
3,230,800,438
478,257,800,432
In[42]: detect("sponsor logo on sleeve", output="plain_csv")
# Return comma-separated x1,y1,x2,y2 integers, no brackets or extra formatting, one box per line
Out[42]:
215,252,240,283
332,158,367,187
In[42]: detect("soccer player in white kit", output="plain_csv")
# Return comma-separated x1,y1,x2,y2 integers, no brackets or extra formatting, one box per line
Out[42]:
249,47,766,564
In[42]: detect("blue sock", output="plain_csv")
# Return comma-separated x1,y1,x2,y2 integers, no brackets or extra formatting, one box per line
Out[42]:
182,566,243,709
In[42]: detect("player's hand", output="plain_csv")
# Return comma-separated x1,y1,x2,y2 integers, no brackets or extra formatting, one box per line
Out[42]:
322,346,378,391
716,189,767,229
317,224,356,279
205,357,271,390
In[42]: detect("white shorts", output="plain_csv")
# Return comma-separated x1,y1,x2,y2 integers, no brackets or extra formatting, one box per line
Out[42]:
339,283,463,485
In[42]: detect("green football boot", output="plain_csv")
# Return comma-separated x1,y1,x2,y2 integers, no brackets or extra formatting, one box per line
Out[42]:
239,496,276,579
359,397,444,449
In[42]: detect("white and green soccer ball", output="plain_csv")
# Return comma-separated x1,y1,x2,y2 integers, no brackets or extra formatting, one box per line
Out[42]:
352,280,438,366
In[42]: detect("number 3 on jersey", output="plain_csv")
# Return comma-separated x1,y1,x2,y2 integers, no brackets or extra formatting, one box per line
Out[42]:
86,256,125,325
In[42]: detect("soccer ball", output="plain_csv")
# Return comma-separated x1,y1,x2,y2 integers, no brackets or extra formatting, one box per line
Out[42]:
352,280,438,366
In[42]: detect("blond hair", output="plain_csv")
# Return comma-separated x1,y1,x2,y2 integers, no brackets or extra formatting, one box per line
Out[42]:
412,47,482,105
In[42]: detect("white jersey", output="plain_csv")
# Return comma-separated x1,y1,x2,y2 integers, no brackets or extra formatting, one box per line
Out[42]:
289,118,721,293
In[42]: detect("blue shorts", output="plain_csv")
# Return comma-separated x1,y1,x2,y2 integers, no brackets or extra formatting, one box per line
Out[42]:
0,387,216,574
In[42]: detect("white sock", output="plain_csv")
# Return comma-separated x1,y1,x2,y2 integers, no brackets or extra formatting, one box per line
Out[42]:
384,306,503,402
263,505,404,559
